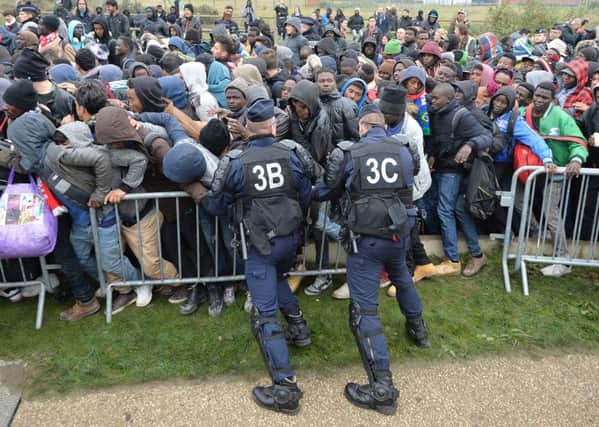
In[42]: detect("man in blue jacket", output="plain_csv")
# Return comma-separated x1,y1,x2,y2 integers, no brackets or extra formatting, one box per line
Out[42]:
203,99,314,415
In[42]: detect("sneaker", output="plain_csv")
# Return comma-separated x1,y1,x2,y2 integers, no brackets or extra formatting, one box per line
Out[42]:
462,254,487,277
413,263,436,283
0,288,23,302
59,298,101,321
23,273,60,297
158,286,175,297
180,285,208,316
541,264,572,277
386,285,397,298
95,285,107,299
244,291,254,313
223,285,236,306
432,260,462,277
207,284,223,317
168,286,188,304
111,292,137,315
332,282,350,300
135,285,153,307
304,274,333,296
287,263,305,293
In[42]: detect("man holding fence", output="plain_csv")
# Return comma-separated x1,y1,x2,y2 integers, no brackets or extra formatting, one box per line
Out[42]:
203,99,313,415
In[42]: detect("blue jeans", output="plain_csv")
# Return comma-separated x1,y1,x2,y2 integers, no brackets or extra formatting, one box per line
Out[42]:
436,172,482,261
70,211,141,285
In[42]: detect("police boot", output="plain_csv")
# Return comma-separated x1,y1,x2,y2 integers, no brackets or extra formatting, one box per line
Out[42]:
344,370,399,416
284,311,311,347
252,377,303,415
406,317,430,348
179,284,208,316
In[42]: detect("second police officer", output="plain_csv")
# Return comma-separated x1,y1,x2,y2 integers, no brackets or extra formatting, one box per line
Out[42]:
313,100,428,415
204,99,314,415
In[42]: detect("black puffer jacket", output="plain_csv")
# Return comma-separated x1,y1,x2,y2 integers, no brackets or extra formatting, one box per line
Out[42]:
320,90,359,143
288,80,334,166
429,99,492,173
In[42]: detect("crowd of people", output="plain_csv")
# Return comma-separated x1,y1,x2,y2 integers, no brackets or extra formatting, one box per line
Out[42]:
0,0,598,415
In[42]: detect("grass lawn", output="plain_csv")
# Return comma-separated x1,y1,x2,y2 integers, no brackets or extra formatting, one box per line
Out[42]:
1,251,598,398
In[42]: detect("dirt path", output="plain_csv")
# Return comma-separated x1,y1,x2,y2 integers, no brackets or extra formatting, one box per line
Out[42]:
13,352,599,426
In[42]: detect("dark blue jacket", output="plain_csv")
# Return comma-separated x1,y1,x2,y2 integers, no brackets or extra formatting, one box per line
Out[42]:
204,136,312,217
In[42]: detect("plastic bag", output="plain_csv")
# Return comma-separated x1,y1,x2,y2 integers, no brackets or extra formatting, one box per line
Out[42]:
0,166,57,258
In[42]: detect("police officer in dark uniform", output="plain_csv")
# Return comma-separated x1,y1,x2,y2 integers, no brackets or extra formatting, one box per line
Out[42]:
313,104,428,415
204,99,313,415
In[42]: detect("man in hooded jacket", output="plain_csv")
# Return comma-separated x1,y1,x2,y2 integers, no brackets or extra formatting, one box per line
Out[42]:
282,17,308,67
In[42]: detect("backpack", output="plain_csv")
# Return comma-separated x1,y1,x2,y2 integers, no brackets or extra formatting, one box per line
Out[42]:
465,152,500,221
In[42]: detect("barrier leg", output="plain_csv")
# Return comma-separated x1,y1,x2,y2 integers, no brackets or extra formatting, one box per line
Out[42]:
520,260,529,297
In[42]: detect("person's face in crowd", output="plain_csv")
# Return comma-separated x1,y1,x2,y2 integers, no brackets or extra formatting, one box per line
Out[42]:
494,71,511,87
455,89,465,104
115,38,128,55
3,103,25,120
420,53,436,68
300,23,309,33
457,12,465,22
169,26,178,36
38,23,50,36
430,86,451,111
225,89,245,111
340,62,357,77
470,67,482,85
592,72,599,88
105,4,115,14
404,29,416,44
223,7,233,19
316,71,336,94
170,6,176,14
416,33,429,49
354,9,360,16
78,0,87,10
363,44,375,57
497,56,514,71
285,24,295,35
292,99,310,120
157,5,163,14
521,59,534,75
281,79,296,100
133,67,149,77
549,28,561,40
324,30,335,39
311,12,318,21
184,8,192,18
247,30,259,45
516,86,533,107
145,9,154,19
378,67,392,80
534,33,546,44
368,18,376,29
19,11,32,23
72,24,84,39
340,19,348,31
435,65,456,83
127,88,144,112
3,13,15,25
560,71,577,89
94,23,105,38
344,83,364,103
501,38,514,52
212,42,229,60
491,94,509,116
532,87,553,114
393,65,405,82
404,77,421,94
381,35,389,46
402,9,409,17
396,28,405,42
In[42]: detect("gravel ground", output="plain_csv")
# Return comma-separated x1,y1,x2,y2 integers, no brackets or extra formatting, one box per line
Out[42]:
13,352,599,426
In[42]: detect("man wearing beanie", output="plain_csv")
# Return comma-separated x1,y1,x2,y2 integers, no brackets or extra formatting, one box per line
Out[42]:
178,3,202,40
39,15,76,63
204,99,313,415
2,79,38,119
13,48,74,126
312,103,425,415
127,76,166,113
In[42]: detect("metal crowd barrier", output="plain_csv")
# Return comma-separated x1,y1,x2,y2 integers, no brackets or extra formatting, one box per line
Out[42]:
0,257,49,329
501,166,599,295
90,191,347,323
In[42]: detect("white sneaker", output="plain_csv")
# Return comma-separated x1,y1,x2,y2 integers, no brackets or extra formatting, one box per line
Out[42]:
244,291,253,313
224,285,236,306
332,282,350,300
95,286,107,299
304,274,333,296
135,285,153,307
22,273,60,298
541,264,572,277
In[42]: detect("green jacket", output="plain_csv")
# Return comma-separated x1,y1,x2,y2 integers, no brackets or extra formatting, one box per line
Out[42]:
520,103,588,166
